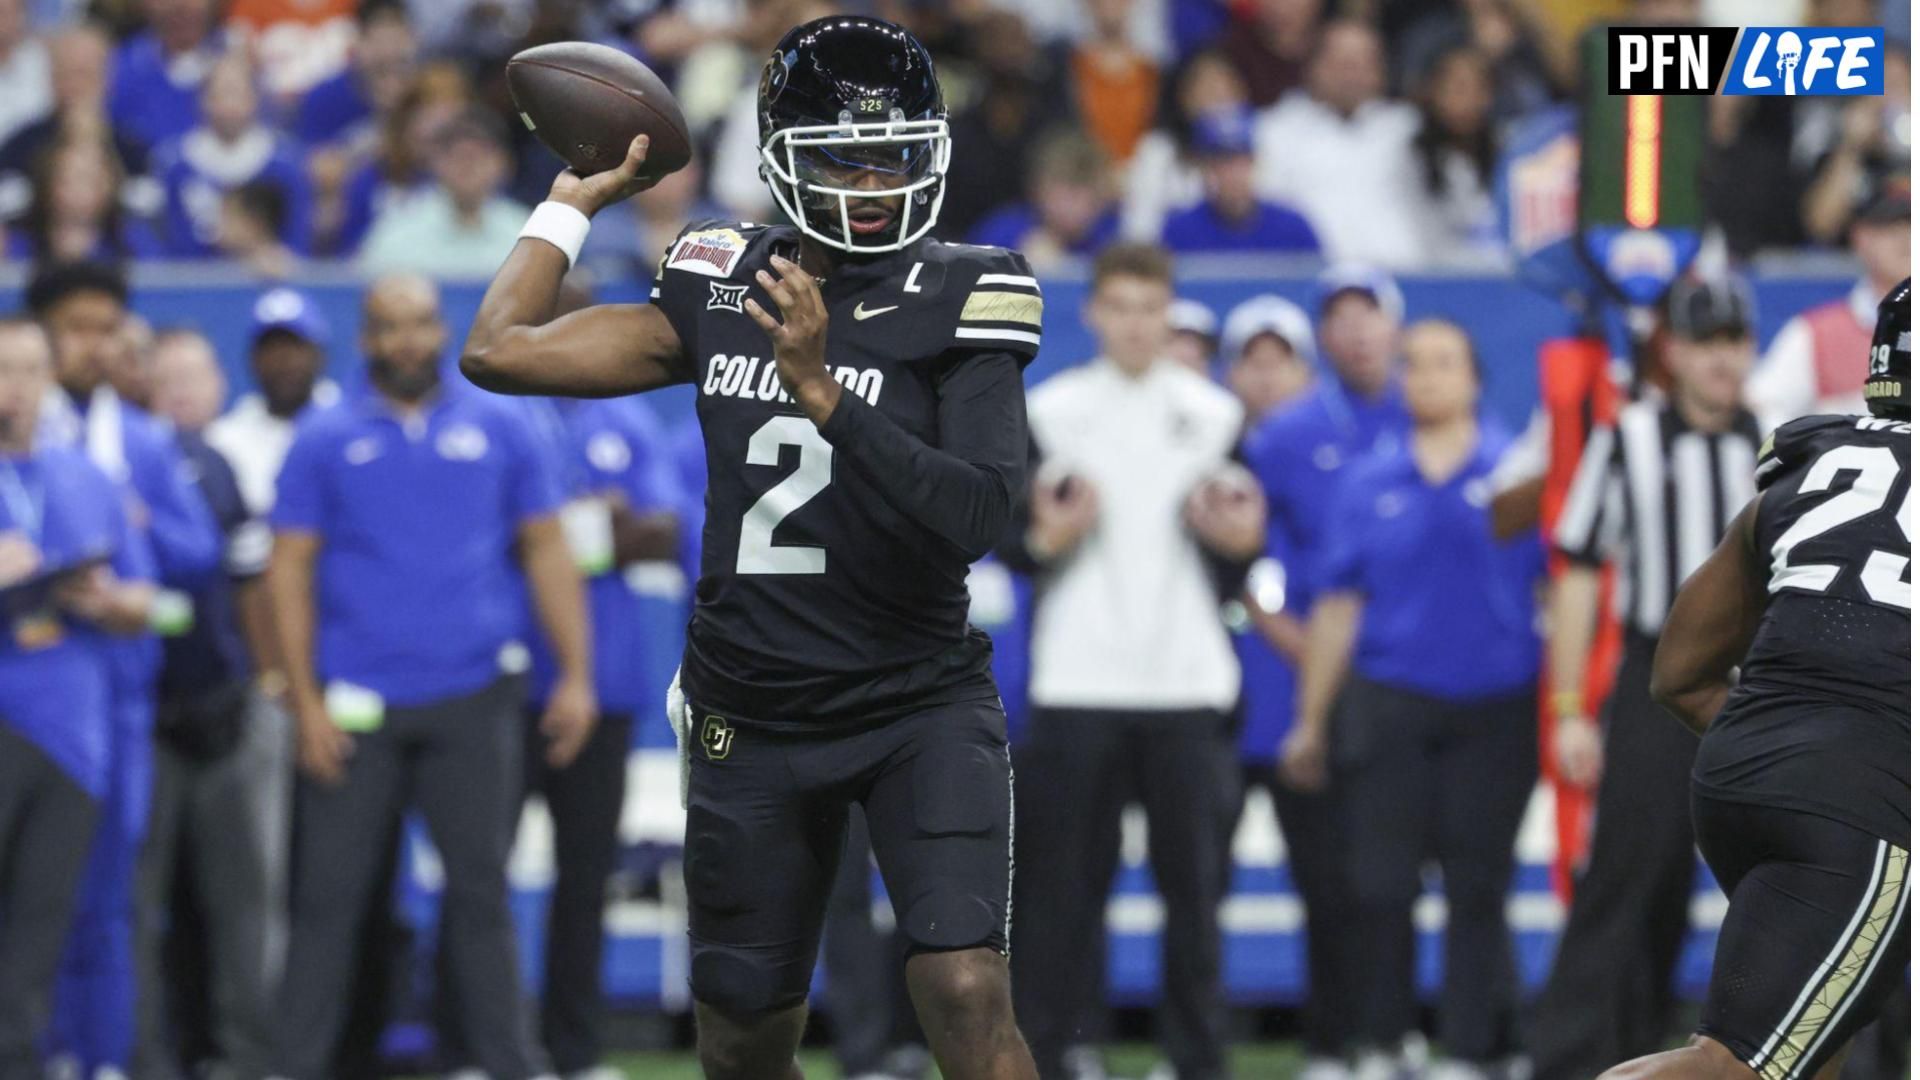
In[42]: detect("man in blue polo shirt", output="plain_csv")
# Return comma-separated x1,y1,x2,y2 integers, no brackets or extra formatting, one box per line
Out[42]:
267,273,589,1080
28,260,221,1080
1239,266,1410,1072
0,317,157,1080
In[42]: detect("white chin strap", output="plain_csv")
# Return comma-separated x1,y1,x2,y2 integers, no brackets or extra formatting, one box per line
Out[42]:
760,117,951,254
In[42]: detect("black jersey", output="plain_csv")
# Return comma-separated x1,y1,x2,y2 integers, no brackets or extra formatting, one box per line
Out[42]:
1696,414,1911,845
652,220,1041,727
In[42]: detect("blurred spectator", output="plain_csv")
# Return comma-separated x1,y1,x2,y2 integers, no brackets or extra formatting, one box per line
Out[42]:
205,288,340,520
108,0,230,159
1254,20,1426,269
0,0,51,151
267,274,581,1080
1410,45,1502,268
1799,42,1909,245
6,132,162,262
1530,277,1763,1080
968,128,1121,272
1161,106,1320,255
100,311,153,411
1069,0,1160,165
1244,268,1410,1072
215,179,300,278
1012,243,1259,1080
940,9,1066,240
1394,0,1562,123
322,62,469,256
146,325,226,433
133,328,283,1080
502,277,681,1080
295,1,417,151
1217,0,1323,108
0,317,155,1080
1166,297,1220,375
1122,47,1247,243
153,53,311,258
0,22,149,215
358,106,528,278
1294,319,1539,1078
1221,294,1315,420
29,258,220,1080
1750,177,1910,428
227,0,357,112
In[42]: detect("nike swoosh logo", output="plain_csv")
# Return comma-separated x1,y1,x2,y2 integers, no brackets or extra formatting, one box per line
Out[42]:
853,303,898,321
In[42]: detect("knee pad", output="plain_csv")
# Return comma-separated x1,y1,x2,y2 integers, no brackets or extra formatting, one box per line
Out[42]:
902,890,1003,955
690,942,811,1018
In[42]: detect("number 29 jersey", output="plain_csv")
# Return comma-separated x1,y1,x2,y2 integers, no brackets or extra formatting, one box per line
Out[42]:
1697,414,1912,845
651,220,1041,728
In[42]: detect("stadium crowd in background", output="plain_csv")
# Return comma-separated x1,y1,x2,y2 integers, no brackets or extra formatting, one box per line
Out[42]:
0,0,1912,1079
0,0,1904,273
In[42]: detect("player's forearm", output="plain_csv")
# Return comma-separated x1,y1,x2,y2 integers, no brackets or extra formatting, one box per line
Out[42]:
236,575,284,680
809,359,1028,561
267,535,322,710
461,239,572,392
1548,566,1603,708
522,517,594,686
1296,591,1361,736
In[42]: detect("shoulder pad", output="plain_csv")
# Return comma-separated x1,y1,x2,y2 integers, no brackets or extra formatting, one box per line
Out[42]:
1755,414,1904,489
931,242,1043,362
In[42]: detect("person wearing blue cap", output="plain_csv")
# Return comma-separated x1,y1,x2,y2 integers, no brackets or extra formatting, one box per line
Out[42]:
26,259,221,1080
1241,267,1411,1073
1161,107,1320,255
0,316,157,1080
207,287,341,525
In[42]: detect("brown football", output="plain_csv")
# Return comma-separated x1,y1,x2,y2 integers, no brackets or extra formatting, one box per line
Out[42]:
506,42,693,181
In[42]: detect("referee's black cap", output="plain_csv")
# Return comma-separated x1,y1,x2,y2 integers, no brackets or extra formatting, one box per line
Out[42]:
1665,275,1755,342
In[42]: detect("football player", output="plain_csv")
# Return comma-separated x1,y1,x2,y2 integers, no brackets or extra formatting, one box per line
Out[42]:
461,16,1042,1080
1602,280,1911,1080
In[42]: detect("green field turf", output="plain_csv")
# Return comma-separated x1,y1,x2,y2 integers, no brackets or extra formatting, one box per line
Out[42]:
581,1042,1304,1078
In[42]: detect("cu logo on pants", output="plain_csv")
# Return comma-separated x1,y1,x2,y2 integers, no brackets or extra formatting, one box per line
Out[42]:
701,716,735,761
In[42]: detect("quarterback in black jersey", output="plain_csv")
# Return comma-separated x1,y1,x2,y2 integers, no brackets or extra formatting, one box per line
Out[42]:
462,17,1041,1080
1602,281,1912,1080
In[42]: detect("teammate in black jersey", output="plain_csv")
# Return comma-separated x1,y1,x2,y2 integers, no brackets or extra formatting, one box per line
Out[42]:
1601,280,1912,1080
461,16,1040,1080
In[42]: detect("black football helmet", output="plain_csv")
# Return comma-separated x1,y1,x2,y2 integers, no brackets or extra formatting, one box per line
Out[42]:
1866,277,1909,420
757,16,950,254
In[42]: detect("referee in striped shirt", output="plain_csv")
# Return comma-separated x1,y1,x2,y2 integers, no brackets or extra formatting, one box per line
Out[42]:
1528,277,1765,1078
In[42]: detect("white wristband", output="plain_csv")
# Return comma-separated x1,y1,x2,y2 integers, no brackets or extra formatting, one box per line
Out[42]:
518,201,592,269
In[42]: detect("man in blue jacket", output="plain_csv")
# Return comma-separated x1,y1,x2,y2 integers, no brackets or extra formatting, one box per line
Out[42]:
27,260,221,1080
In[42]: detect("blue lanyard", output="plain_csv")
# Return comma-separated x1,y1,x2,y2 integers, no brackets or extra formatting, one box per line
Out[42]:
0,461,43,544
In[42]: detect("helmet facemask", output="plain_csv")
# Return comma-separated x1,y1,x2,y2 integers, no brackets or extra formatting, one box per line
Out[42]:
760,109,951,255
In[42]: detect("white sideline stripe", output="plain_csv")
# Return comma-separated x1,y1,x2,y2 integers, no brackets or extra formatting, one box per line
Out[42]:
954,327,1041,345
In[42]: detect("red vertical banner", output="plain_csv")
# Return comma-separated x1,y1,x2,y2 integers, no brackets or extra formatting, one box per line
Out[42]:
1537,337,1623,903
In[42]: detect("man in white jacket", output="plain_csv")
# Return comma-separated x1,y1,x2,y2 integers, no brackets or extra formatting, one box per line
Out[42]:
1009,243,1264,1080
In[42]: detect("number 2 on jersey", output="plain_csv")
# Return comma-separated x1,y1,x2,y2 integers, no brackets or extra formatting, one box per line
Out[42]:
737,416,832,575
1770,444,1911,609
